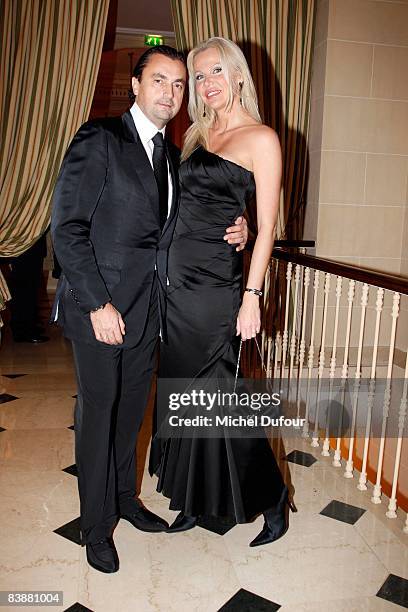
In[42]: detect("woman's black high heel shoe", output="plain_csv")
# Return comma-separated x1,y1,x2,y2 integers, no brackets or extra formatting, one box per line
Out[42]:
249,485,297,547
167,512,197,533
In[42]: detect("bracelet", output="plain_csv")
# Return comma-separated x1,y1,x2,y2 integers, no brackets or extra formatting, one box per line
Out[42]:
90,302,107,313
245,288,263,297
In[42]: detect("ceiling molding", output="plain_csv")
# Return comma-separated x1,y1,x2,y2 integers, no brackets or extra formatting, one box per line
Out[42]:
116,27,175,37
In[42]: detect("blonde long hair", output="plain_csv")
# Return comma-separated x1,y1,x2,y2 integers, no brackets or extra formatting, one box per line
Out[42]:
181,37,261,161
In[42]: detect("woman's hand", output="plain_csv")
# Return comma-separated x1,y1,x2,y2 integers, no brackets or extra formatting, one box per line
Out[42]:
236,293,261,340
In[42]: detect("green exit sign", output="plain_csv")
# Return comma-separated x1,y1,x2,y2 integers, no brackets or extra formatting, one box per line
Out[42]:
144,34,164,46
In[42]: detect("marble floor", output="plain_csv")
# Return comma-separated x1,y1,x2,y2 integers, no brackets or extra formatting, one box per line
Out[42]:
0,297,407,611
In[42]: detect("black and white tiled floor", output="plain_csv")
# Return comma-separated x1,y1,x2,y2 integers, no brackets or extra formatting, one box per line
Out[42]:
0,320,407,611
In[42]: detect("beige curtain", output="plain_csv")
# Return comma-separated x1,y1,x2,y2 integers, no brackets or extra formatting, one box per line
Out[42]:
0,0,110,317
171,0,316,240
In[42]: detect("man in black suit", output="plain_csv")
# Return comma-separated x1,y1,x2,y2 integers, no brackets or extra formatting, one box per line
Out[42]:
51,46,247,573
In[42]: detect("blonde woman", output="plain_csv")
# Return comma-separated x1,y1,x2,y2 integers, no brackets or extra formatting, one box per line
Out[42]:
149,37,295,546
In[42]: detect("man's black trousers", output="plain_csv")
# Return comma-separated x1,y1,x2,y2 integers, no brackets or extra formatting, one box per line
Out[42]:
71,296,159,544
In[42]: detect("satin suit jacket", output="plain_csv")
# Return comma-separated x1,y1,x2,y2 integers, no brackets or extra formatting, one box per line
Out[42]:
51,110,180,348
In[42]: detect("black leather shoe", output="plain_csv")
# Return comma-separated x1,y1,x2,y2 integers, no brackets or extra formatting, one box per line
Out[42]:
249,486,297,547
13,333,49,343
120,501,169,533
167,512,197,533
86,537,119,573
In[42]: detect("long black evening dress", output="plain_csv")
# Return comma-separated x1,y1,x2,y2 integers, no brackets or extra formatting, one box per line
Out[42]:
149,145,285,522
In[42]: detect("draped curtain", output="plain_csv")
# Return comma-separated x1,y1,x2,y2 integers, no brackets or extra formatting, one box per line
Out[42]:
0,0,110,318
171,0,316,240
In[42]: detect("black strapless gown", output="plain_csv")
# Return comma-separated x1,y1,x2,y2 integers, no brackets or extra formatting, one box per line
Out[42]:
149,146,285,522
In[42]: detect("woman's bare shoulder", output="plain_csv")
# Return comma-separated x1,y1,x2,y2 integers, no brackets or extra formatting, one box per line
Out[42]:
239,124,279,147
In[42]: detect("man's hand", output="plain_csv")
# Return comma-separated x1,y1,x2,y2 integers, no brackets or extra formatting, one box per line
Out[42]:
224,216,248,252
90,303,126,345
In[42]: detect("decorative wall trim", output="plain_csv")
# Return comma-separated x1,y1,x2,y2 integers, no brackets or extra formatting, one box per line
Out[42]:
116,27,176,37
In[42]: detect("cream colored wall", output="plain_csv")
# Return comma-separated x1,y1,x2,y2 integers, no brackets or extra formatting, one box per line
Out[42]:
400,210,408,353
308,0,408,274
305,0,408,355
303,0,328,244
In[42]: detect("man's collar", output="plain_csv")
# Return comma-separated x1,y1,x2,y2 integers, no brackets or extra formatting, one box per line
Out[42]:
130,102,166,143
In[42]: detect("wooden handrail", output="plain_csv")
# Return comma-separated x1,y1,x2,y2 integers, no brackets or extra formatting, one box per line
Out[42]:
247,239,315,249
272,248,408,295
273,240,316,248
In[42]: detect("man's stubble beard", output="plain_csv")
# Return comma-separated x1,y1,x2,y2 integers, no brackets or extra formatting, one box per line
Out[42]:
154,104,176,124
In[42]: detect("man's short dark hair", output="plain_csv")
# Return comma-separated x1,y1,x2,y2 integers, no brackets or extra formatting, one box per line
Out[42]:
132,45,185,81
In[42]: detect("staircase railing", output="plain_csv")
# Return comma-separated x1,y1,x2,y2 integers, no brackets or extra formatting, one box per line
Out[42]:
242,243,408,532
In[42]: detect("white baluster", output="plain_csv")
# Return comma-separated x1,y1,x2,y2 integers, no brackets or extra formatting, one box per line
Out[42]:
372,292,400,504
312,272,330,448
304,270,319,439
297,267,310,428
344,283,369,478
261,328,266,368
358,287,384,490
296,266,305,365
274,331,281,381
323,276,342,456
319,273,331,378
281,262,293,373
330,277,343,378
299,267,310,379
333,279,355,466
289,264,301,380
266,336,273,378
262,265,271,359
342,280,356,380
386,348,407,519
